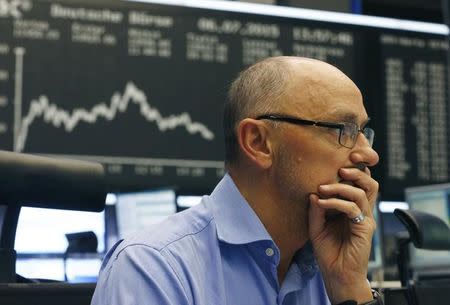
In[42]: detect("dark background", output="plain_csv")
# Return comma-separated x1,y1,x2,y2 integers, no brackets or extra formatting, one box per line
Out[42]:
0,0,448,200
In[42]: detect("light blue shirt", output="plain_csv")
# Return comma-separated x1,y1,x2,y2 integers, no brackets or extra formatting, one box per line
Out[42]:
91,174,331,305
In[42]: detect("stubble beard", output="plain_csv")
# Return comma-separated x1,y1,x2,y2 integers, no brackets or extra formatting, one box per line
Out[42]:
275,149,310,234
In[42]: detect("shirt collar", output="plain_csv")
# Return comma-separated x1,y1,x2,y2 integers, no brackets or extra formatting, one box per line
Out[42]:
293,241,319,278
207,174,273,245
280,241,320,297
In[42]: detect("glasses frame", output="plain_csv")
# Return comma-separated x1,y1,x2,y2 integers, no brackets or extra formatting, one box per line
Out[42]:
256,114,374,149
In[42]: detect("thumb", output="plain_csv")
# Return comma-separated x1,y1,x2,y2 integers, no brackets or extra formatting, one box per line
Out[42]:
308,193,326,240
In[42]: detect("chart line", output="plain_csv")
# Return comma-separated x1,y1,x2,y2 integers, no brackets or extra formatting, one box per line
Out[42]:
15,80,215,152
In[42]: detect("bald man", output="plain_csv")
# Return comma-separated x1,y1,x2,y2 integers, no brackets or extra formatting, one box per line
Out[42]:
92,57,381,305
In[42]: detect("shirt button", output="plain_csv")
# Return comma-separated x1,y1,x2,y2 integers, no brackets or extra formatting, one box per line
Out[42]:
265,248,274,257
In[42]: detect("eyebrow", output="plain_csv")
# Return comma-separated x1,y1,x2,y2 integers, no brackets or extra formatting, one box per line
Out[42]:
324,110,370,127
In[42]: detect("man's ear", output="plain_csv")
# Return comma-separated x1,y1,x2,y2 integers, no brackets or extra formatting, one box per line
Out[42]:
236,118,273,169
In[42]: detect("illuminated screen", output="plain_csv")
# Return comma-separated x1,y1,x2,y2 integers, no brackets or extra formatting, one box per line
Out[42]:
15,207,105,254
176,195,202,210
16,257,102,282
14,207,105,282
116,189,177,239
405,184,450,269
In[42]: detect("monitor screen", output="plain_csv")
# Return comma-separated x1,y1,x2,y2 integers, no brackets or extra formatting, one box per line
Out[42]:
15,207,105,254
115,189,177,239
15,207,105,282
405,184,450,269
176,195,202,211
16,257,102,283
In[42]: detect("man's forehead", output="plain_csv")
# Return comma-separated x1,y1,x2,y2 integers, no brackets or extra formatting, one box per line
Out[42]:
284,93,368,124
275,58,368,121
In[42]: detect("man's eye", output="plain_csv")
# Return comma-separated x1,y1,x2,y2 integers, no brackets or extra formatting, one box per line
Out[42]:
330,127,341,137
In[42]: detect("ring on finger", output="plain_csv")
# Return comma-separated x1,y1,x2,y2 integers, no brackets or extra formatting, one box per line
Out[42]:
351,212,365,224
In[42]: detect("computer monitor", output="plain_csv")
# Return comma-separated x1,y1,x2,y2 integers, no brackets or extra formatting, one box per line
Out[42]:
14,207,105,282
405,184,450,277
378,201,409,280
15,207,105,254
115,189,177,239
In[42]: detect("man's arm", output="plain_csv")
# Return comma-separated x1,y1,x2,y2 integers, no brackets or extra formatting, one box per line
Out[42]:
91,244,191,305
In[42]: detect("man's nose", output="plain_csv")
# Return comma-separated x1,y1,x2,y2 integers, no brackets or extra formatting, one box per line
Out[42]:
352,133,379,167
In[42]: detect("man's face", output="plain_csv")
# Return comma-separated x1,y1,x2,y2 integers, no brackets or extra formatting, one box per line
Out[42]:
269,62,379,207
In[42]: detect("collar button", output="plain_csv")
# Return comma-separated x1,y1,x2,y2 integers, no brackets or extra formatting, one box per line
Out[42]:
265,247,274,257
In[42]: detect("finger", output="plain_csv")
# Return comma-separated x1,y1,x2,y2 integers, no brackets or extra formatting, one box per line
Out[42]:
315,196,364,220
338,168,379,204
339,168,375,190
316,197,376,232
318,184,371,217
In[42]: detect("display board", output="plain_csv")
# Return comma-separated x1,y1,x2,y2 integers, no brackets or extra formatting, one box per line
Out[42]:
375,30,450,199
0,0,448,198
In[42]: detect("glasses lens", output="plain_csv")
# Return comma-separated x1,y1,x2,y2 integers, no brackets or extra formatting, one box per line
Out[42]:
363,128,375,147
339,123,358,148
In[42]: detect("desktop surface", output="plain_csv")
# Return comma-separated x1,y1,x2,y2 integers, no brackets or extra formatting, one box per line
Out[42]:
0,283,95,305
412,278,450,305
383,287,408,305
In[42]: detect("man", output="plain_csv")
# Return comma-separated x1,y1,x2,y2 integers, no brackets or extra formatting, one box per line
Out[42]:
91,57,381,305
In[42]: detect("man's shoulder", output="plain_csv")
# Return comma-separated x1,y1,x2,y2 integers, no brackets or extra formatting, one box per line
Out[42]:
93,203,216,305
116,198,216,254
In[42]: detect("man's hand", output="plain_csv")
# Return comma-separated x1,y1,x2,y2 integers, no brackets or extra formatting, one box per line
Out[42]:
308,166,379,304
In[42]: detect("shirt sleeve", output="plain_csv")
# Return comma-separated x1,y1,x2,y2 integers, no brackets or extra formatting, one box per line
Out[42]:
91,244,191,305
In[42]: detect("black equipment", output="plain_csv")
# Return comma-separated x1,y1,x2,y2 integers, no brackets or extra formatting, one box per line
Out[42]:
0,150,106,284
393,209,450,305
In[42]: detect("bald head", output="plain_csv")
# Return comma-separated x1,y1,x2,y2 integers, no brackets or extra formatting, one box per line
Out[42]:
282,58,361,113
223,56,360,167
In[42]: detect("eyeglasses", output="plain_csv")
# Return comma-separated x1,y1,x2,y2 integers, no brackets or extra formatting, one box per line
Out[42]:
256,114,374,149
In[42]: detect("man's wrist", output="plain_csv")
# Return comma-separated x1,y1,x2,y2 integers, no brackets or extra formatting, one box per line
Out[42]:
326,277,373,304
336,289,383,305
